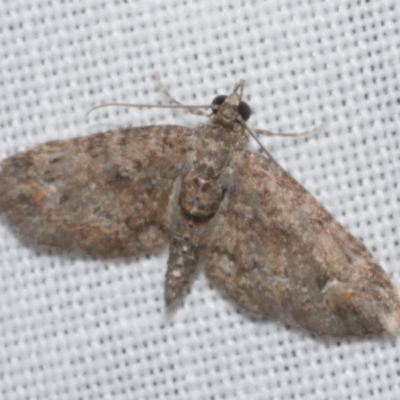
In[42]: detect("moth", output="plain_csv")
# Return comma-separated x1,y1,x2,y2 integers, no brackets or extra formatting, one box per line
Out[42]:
1,79,400,338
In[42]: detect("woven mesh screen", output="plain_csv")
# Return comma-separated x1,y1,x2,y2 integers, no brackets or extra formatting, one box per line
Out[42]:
1,1,400,399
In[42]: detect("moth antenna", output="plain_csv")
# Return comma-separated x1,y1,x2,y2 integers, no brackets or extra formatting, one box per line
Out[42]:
155,72,210,117
86,102,211,118
252,118,328,137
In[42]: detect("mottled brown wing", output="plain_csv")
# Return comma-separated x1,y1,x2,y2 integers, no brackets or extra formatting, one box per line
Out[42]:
0,126,191,258
203,151,400,337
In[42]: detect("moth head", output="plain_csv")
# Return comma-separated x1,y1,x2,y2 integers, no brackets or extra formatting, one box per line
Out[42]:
211,80,252,123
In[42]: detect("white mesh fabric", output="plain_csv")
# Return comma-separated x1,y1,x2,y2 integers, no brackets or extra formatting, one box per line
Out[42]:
1,1,400,399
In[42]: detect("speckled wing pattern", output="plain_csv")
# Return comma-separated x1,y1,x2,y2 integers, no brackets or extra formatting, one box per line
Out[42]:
2,79,400,339
203,151,400,337
0,126,190,258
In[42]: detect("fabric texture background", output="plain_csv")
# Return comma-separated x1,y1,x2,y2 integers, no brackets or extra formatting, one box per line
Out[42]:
1,1,400,399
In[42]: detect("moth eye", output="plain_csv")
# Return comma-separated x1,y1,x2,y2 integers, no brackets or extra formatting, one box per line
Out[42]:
238,101,251,122
211,95,228,113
